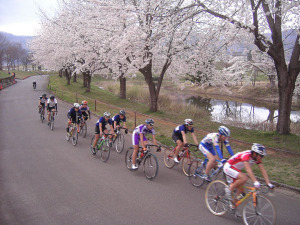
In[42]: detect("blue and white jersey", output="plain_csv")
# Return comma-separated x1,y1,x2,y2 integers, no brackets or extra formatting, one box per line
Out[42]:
200,133,229,148
134,124,155,135
112,114,126,124
96,117,112,130
79,104,90,112
39,96,48,104
173,124,194,136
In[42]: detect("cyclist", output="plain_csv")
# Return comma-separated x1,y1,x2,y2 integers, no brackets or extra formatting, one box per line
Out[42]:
112,110,128,134
33,80,36,89
223,143,274,207
199,126,234,181
79,100,91,121
131,119,158,170
172,119,198,163
39,93,48,116
91,112,115,153
66,103,83,133
46,95,57,125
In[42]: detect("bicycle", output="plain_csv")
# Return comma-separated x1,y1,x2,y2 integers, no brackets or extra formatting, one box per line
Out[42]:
188,158,229,187
90,133,112,162
205,180,276,224
48,110,57,131
39,106,45,123
78,118,87,138
66,123,79,146
112,127,127,154
163,144,198,176
125,144,161,180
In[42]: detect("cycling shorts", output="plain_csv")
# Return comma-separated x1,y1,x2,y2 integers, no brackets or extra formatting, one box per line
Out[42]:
223,162,241,179
48,106,55,111
132,131,147,146
172,133,183,143
95,125,108,134
199,144,216,156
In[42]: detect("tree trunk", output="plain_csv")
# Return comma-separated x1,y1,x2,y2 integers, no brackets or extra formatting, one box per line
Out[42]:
83,72,87,87
59,69,62,78
119,75,126,99
65,69,71,85
73,72,77,82
86,72,91,92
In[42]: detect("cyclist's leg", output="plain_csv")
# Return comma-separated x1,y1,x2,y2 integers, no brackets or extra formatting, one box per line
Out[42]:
172,133,183,159
205,153,217,175
131,132,141,166
92,125,100,148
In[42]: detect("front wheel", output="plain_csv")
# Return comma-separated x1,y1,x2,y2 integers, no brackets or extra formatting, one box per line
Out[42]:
115,133,125,154
100,139,110,162
188,159,206,187
50,115,54,131
205,180,228,216
125,147,134,170
72,128,78,146
243,195,277,225
143,153,159,180
163,147,175,168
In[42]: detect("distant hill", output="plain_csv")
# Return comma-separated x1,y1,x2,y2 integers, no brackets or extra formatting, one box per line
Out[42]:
0,31,34,50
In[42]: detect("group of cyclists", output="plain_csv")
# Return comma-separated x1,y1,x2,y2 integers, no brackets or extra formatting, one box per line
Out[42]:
38,92,274,207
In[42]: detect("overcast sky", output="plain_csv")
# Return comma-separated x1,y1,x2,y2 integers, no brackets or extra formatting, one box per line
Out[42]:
0,0,58,36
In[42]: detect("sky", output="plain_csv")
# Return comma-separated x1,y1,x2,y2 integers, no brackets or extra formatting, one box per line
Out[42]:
0,0,58,36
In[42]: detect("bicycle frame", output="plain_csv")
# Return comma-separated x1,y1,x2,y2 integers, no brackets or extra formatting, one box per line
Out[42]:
234,186,256,208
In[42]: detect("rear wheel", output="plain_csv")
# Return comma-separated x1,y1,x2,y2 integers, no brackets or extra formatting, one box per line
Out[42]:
163,147,175,168
115,133,125,153
243,195,277,225
205,180,228,216
125,147,134,170
182,151,197,176
143,153,159,180
100,139,110,162
188,159,206,187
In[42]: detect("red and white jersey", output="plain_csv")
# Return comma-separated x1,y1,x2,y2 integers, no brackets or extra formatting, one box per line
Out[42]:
227,150,261,170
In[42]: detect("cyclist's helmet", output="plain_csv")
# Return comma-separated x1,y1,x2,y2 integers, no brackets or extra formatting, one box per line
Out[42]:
184,119,193,126
42,93,47,97
145,118,154,126
73,103,80,108
50,95,55,100
82,100,88,105
104,112,111,118
33,80,36,82
218,126,230,137
119,110,126,116
251,143,267,156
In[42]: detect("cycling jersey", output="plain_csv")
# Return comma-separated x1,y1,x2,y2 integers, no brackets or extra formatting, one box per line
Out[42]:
227,150,261,170
47,99,57,108
132,124,155,145
67,107,82,123
173,124,194,136
96,117,112,131
199,133,233,159
39,96,48,104
112,114,126,127
79,104,90,112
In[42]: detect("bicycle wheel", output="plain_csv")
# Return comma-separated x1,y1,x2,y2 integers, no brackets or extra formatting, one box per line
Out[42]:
50,115,54,131
125,147,134,170
90,136,97,155
66,129,71,141
100,139,110,162
243,195,276,225
163,147,175,168
80,122,87,138
40,110,44,123
205,180,228,216
182,152,197,176
72,128,78,146
188,159,206,187
115,133,125,154
143,153,159,180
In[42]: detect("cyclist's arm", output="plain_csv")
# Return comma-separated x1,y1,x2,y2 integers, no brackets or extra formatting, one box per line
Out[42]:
140,133,146,149
244,161,258,183
181,131,188,144
191,132,198,145
110,124,115,135
214,144,223,159
152,134,158,146
114,121,117,129
99,123,103,135
123,122,127,129
55,103,57,111
257,163,271,184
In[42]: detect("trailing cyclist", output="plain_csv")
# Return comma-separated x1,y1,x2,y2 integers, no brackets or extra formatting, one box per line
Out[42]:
131,119,158,170
112,110,128,134
39,93,48,116
91,112,115,153
66,103,83,133
223,143,274,207
199,126,234,182
79,100,91,121
46,95,57,125
172,119,198,163
33,80,36,90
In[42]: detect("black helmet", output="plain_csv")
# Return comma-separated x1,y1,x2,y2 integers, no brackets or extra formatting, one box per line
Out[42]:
119,110,126,116
50,95,55,100
42,93,47,97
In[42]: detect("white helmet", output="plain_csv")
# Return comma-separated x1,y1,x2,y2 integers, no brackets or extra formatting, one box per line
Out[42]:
218,126,230,137
184,119,193,126
104,112,111,118
73,103,80,108
251,143,267,156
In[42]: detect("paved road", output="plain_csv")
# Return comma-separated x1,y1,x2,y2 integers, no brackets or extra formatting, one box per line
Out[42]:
0,76,299,225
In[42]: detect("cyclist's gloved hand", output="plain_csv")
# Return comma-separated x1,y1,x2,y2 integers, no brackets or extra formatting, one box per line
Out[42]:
114,129,117,133
125,129,128,134
268,183,274,189
184,143,189,147
221,159,227,164
254,181,261,188
156,147,161,152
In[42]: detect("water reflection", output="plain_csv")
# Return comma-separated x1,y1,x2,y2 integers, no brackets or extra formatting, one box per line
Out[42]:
187,96,300,129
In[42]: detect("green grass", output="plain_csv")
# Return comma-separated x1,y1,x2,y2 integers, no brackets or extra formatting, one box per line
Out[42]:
48,74,300,187
0,70,56,79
